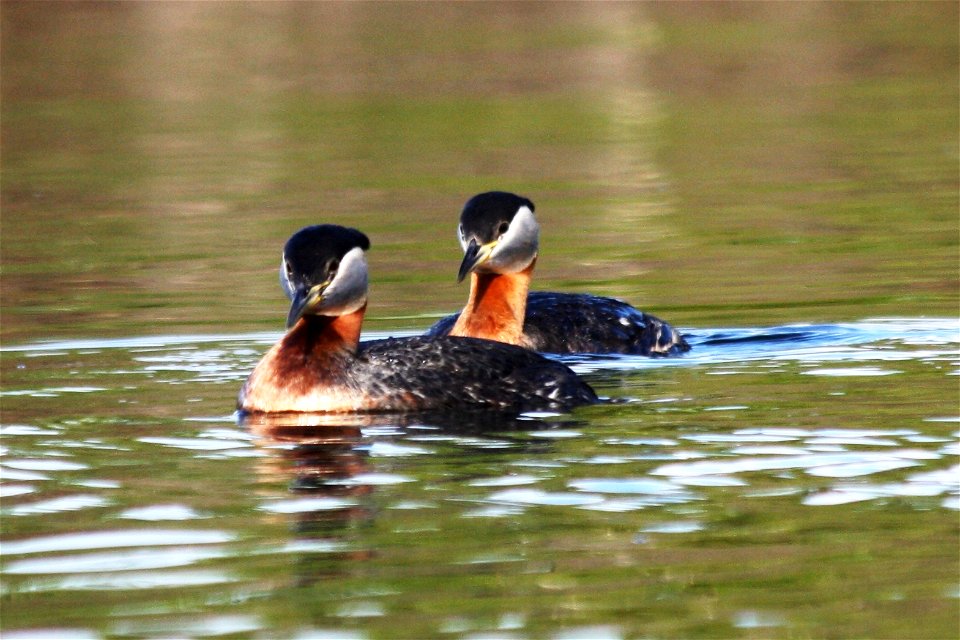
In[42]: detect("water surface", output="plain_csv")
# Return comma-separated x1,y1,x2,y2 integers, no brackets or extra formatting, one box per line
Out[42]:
1,2,958,638
2,320,958,638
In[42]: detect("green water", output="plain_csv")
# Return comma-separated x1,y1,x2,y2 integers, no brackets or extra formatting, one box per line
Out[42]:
1,3,958,639
2,2,956,342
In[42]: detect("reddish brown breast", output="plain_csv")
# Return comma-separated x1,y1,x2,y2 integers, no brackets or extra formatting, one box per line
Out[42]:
238,309,372,413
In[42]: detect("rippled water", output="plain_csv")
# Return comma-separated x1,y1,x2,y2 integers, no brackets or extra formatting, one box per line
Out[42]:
2,2,957,637
2,319,957,638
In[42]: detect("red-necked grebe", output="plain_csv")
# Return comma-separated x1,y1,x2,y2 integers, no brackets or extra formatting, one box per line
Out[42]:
426,191,690,355
238,224,597,414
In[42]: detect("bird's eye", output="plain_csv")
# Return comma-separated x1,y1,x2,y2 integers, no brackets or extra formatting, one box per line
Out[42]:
284,261,294,279
328,258,340,274
458,224,465,241
497,222,510,237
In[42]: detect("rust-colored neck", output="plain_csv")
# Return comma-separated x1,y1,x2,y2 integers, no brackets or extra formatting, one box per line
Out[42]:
297,305,365,355
238,305,367,412
273,304,366,375
449,260,535,347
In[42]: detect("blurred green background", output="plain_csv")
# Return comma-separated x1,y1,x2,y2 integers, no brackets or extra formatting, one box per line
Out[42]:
1,5,958,638
2,1,957,344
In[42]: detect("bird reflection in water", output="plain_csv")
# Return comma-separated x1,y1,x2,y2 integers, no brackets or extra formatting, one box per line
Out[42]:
244,413,379,586
241,410,578,589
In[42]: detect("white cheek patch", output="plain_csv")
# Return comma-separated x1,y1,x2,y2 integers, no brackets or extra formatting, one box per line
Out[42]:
317,247,369,315
279,255,296,301
501,205,539,247
489,205,540,272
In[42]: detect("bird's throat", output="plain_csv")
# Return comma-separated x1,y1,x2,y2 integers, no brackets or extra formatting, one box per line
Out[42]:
237,305,367,412
449,262,534,347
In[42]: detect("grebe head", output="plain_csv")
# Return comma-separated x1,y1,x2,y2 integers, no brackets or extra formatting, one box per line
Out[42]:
456,191,540,283
280,225,371,328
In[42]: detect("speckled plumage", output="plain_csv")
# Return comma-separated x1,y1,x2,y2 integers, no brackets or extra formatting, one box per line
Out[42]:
356,335,597,412
239,318,597,414
239,224,597,415
437,191,690,356
428,290,690,356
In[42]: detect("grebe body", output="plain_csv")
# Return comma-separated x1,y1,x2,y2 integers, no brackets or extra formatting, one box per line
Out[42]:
429,290,688,356
238,224,596,414
426,191,690,356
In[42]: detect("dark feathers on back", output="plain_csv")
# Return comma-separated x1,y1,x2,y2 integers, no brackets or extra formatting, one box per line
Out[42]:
427,291,690,356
